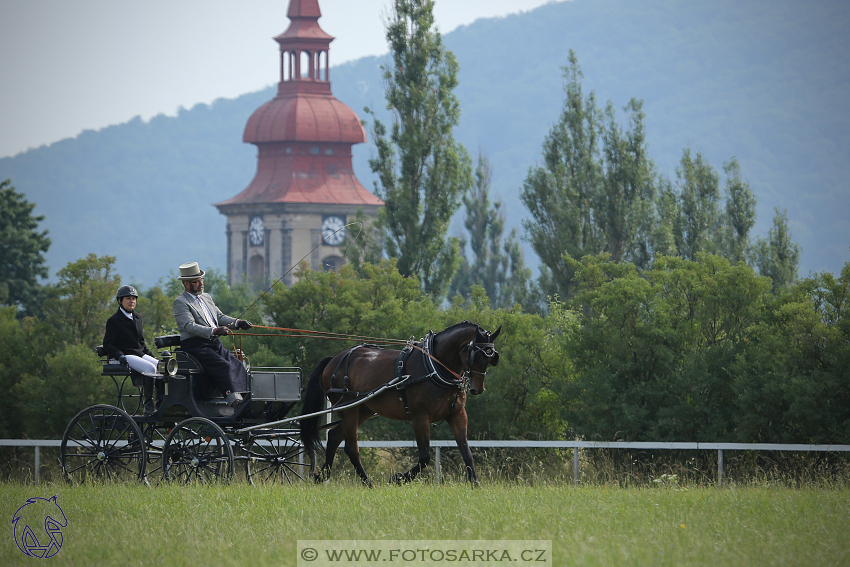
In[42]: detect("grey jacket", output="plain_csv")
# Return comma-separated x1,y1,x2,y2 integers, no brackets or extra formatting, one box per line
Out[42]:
173,290,238,341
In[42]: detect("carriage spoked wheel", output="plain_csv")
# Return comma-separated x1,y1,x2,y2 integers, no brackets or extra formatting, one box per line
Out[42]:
244,432,307,485
60,404,147,484
162,417,234,483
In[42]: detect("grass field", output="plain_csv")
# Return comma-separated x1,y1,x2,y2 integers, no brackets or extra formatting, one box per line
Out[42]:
2,480,848,566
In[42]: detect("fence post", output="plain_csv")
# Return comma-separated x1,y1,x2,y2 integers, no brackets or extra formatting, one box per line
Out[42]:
35,446,40,485
717,449,724,488
435,447,441,484
573,447,580,486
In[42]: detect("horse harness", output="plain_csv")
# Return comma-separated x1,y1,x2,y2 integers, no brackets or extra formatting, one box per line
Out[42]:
324,331,498,418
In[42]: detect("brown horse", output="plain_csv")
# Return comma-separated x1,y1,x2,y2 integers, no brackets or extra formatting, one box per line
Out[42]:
299,321,501,487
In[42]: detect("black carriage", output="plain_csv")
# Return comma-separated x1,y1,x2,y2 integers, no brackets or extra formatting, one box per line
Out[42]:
60,334,309,485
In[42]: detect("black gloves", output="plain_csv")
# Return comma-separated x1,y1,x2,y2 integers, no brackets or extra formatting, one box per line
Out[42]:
237,320,252,330
118,355,128,367
213,326,231,336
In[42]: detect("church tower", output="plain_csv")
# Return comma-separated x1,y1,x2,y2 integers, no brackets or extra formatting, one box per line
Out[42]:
215,0,382,288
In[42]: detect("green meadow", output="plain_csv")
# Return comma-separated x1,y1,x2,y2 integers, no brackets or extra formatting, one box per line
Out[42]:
2,481,848,566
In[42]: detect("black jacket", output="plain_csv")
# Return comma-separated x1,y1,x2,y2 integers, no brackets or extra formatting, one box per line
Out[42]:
103,308,153,360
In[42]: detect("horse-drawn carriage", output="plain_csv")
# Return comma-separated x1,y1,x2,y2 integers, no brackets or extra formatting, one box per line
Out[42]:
60,334,308,484
60,321,502,486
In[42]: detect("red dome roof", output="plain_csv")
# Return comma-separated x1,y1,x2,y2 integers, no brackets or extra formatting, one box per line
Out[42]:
243,93,366,145
215,150,382,208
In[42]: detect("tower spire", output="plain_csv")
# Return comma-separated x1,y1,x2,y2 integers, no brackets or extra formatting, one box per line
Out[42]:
275,0,334,94
216,0,382,288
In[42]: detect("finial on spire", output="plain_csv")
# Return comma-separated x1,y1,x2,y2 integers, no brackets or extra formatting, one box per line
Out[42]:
287,0,321,19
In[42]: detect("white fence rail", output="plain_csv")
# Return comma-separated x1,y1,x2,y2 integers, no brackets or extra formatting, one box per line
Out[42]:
3,439,849,486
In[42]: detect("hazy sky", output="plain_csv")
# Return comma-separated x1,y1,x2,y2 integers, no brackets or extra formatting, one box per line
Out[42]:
0,0,556,158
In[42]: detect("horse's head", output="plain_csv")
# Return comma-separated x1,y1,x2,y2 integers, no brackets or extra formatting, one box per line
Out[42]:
461,325,501,395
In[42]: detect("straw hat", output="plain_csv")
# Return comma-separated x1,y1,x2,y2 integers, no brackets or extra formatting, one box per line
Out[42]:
177,262,206,280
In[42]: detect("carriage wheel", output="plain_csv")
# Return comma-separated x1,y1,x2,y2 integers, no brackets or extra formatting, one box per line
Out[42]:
162,417,234,483
61,405,147,484
245,432,307,485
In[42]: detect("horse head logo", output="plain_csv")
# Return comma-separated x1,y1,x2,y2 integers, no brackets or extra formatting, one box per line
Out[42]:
12,495,68,559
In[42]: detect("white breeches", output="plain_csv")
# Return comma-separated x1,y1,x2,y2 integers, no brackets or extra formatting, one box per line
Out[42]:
123,354,159,374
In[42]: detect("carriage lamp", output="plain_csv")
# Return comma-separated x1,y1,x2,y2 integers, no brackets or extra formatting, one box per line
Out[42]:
157,355,178,377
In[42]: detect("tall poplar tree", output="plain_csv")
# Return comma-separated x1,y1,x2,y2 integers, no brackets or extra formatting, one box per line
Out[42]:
366,0,473,297
520,51,656,298
450,152,538,310
676,148,722,260
753,208,800,292
720,157,757,264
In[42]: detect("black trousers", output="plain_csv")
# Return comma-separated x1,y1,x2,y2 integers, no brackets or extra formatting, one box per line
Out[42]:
181,336,249,397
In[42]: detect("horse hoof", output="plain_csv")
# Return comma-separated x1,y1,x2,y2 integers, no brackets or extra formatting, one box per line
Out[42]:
391,472,409,485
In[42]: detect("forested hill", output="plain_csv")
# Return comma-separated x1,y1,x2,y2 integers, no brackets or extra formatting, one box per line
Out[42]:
2,0,848,286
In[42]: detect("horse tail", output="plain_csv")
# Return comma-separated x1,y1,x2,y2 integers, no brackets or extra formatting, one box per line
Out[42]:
300,356,333,461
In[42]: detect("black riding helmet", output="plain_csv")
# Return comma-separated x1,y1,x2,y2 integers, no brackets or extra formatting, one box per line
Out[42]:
116,285,139,301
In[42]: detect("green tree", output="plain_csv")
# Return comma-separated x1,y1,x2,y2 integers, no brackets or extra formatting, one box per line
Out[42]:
521,52,602,299
651,177,680,257
450,152,538,310
562,252,771,441
597,98,657,268
15,343,110,438
136,285,179,338
676,148,722,260
0,307,41,437
752,208,800,292
365,0,473,297
42,254,120,346
520,52,656,299
720,157,757,264
670,150,758,264
0,179,51,312
262,260,433,371
732,262,849,443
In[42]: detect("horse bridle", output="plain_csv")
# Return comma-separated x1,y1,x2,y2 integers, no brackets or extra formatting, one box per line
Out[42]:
459,340,498,379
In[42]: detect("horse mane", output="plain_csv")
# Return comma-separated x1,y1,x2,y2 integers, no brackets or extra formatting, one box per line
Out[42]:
439,320,482,334
433,320,490,344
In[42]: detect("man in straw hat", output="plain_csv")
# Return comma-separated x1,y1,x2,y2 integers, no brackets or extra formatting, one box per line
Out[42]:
172,262,253,407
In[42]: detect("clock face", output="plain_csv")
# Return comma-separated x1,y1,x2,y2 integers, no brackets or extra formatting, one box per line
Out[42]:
249,216,264,246
321,215,346,246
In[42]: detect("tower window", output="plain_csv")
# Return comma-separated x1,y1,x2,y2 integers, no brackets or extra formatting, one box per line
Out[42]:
324,148,334,155
311,147,320,154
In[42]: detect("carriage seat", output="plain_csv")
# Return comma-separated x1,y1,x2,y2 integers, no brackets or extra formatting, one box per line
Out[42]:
154,334,181,349
153,334,242,403
95,345,131,375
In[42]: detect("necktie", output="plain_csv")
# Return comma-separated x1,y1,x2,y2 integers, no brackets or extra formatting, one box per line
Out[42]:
196,296,216,327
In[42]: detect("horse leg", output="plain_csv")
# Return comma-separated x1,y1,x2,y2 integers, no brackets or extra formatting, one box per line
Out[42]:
314,421,345,483
340,408,374,488
448,407,479,486
393,414,431,484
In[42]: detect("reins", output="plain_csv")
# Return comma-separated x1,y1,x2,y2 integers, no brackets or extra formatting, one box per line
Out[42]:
216,223,495,389
228,324,491,386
